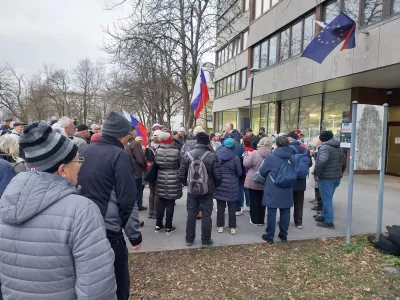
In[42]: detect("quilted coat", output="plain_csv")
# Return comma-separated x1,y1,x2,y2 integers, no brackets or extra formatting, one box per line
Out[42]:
243,146,272,190
0,172,117,300
155,143,183,200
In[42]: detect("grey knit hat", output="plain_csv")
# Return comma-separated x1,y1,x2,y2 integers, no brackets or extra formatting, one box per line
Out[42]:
102,112,131,138
19,122,78,173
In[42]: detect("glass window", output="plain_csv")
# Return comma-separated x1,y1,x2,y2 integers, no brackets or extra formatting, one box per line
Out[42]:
231,74,236,92
279,28,290,61
253,44,261,68
241,69,247,89
394,0,400,13
234,72,239,91
255,0,262,19
344,0,360,24
235,38,240,55
268,102,276,135
325,0,340,23
263,0,271,13
280,98,299,133
223,110,237,130
363,0,383,25
232,40,237,57
299,95,322,146
215,82,219,98
268,35,278,66
271,0,279,6
227,43,232,60
260,41,269,68
223,78,228,95
291,21,302,57
242,30,248,50
252,105,261,130
322,90,351,139
303,14,315,49
244,0,249,11
260,103,268,130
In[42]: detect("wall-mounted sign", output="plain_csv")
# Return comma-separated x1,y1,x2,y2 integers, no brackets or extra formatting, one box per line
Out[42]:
340,122,351,148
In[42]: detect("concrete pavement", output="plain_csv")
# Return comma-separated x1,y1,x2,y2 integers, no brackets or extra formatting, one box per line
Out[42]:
128,175,400,253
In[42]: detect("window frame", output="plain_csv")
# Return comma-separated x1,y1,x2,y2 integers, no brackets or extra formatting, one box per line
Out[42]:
253,0,282,21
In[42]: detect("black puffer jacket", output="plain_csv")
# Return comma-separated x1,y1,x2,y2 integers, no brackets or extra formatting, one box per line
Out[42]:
178,144,223,197
315,139,347,179
155,143,182,200
215,148,242,202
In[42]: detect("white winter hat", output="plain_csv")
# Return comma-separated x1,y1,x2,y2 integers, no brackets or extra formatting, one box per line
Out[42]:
193,126,205,136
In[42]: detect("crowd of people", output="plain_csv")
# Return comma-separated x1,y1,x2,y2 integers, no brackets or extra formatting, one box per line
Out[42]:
0,113,346,300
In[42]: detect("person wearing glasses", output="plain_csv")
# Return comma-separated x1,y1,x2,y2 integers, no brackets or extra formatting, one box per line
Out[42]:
0,123,117,300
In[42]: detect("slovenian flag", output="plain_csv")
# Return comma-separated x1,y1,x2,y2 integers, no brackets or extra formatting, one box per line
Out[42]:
123,110,148,147
190,67,210,119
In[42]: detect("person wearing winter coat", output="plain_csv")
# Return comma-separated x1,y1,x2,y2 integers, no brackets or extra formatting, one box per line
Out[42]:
178,132,223,247
181,126,205,156
243,137,272,225
0,159,16,197
258,136,295,244
0,134,27,173
287,131,312,229
0,123,117,300
309,138,323,211
241,135,254,212
154,131,183,234
215,138,242,235
314,130,347,229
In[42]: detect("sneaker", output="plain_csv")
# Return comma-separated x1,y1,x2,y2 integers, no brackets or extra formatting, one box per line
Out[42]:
262,234,274,244
217,227,224,233
138,205,147,211
278,234,288,243
314,216,325,222
242,206,250,212
309,198,317,203
249,219,258,226
311,206,322,211
165,226,176,235
230,228,236,235
296,225,303,229
236,211,243,216
202,239,214,248
196,212,203,219
186,241,193,247
155,226,164,233
316,222,335,229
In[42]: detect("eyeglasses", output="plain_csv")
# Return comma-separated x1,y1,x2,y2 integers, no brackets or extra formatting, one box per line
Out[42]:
71,157,85,165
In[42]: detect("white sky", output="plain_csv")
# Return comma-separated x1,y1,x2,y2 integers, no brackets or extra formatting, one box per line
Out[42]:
0,0,129,75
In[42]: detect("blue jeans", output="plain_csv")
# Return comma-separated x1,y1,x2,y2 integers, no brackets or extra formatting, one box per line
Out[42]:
244,187,250,207
135,177,143,207
236,181,245,212
266,207,290,239
319,179,341,224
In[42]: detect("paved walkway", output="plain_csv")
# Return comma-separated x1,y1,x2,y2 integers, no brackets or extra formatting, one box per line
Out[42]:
129,175,400,253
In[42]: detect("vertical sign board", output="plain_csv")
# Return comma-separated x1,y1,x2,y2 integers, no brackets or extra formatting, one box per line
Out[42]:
340,122,352,148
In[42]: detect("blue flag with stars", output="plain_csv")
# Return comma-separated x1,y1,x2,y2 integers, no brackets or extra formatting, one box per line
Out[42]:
301,12,356,64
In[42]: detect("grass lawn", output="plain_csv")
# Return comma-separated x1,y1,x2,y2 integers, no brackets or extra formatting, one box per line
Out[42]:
129,236,400,299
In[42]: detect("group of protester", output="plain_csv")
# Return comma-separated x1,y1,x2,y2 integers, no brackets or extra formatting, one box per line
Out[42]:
0,113,346,300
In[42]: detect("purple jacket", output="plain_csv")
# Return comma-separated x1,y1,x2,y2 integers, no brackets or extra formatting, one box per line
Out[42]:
243,146,272,190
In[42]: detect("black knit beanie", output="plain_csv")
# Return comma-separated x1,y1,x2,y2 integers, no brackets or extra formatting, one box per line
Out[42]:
319,130,334,142
197,132,210,145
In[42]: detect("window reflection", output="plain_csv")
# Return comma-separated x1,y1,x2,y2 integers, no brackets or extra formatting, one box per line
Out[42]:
325,1,340,23
268,102,276,135
291,21,302,56
280,28,290,61
363,0,383,25
322,90,351,139
263,0,270,13
303,14,315,50
269,35,278,66
260,41,269,68
299,95,322,146
243,31,248,50
253,45,260,68
343,0,360,24
280,98,299,133
255,0,262,19
394,0,400,13
241,69,247,89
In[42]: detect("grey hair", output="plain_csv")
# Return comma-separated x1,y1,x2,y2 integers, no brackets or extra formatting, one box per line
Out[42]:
257,137,272,148
0,134,20,160
52,123,66,136
57,116,73,129
276,136,289,147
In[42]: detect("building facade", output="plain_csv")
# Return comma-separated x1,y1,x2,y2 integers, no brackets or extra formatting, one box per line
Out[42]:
213,0,400,174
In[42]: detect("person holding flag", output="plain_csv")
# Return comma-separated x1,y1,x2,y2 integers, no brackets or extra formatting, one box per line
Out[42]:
191,66,210,120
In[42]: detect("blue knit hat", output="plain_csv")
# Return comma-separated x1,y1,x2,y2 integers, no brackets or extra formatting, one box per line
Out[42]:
223,138,235,149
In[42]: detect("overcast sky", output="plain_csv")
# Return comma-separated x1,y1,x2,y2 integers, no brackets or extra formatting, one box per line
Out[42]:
0,0,128,75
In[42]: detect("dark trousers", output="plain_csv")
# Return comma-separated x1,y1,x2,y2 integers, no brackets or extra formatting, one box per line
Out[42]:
249,189,265,225
135,177,143,207
186,194,213,244
236,181,245,212
293,191,305,226
315,188,323,208
156,198,176,229
266,207,290,239
148,182,159,211
217,200,236,228
110,238,130,300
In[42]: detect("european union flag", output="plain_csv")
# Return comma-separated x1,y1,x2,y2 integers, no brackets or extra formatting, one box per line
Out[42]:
302,12,356,64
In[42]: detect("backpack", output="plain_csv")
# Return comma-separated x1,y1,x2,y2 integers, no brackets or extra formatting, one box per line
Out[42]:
269,157,297,188
187,151,210,196
289,145,310,178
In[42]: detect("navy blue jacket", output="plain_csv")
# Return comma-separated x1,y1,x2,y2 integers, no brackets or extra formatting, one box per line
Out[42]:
78,135,142,246
215,148,242,202
0,160,16,197
288,140,312,192
259,146,294,208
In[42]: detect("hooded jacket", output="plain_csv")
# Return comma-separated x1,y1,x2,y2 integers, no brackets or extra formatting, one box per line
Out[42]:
259,146,295,208
315,139,346,179
243,146,272,190
215,147,242,202
0,172,117,300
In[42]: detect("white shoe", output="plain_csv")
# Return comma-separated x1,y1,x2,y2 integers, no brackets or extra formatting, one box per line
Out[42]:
230,228,236,235
297,225,303,229
236,211,243,216
249,219,257,226
217,227,224,233
243,206,250,212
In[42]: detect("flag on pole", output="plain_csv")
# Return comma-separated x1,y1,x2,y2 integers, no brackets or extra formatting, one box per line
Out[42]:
123,110,148,147
190,67,210,119
302,12,356,64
